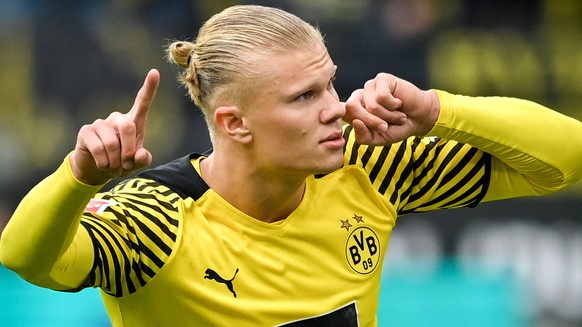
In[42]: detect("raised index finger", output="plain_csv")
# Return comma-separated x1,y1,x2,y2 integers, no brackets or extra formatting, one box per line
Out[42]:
128,69,160,125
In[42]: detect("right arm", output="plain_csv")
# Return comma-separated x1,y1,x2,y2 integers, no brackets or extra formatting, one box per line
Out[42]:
0,69,160,289
0,157,102,289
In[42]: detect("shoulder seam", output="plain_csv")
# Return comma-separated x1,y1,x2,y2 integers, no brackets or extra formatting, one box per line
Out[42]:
137,153,209,200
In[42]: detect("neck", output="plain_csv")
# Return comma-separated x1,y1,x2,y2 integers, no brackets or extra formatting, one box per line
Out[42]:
200,150,307,223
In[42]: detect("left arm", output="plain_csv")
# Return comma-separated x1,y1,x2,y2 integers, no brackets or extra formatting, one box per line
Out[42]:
430,90,582,200
344,73,582,200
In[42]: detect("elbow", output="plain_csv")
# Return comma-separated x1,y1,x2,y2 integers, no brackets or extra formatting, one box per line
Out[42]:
1,234,87,290
0,232,43,281
0,231,18,270
1,242,22,275
0,251,50,287
556,162,582,193
529,170,582,196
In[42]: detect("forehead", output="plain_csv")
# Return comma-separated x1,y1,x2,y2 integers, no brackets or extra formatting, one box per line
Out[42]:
254,43,335,91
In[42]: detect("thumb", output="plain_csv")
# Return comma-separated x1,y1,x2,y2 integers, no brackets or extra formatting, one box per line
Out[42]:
351,119,375,144
133,148,153,170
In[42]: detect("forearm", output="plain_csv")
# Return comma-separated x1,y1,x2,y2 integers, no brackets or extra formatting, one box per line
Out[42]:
429,91,582,200
0,153,104,287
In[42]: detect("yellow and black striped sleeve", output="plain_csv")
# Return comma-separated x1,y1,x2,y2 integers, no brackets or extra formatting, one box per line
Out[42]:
343,125,490,214
431,90,582,201
80,178,182,297
343,90,582,215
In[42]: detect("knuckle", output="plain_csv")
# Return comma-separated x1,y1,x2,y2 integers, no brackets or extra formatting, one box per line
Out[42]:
92,143,107,155
376,72,391,79
108,162,121,171
365,101,383,114
77,124,93,137
92,118,107,126
106,112,135,130
94,157,109,170
103,139,120,152
375,92,390,104
118,119,136,133
347,89,363,103
124,147,137,158
91,140,118,157
106,111,124,120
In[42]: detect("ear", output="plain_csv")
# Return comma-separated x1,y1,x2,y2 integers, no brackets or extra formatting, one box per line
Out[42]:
214,106,252,143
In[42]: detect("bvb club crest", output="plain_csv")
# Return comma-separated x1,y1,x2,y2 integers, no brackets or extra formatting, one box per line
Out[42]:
342,214,380,275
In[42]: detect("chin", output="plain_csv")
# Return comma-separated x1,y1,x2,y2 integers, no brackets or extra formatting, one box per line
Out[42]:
314,156,344,175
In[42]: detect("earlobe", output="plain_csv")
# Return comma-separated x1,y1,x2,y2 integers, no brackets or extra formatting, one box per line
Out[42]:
214,106,252,143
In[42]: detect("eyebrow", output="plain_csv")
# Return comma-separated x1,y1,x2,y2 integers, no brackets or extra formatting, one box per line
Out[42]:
287,64,338,98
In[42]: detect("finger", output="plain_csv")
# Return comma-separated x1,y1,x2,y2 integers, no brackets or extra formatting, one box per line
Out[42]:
93,121,123,173
363,76,406,125
351,119,374,144
116,119,137,170
374,73,403,110
128,69,160,128
78,121,121,172
77,125,110,171
133,148,153,170
345,95,388,133
103,111,139,170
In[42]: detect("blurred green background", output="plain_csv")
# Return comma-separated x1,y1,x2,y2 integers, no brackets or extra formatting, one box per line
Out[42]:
1,0,581,326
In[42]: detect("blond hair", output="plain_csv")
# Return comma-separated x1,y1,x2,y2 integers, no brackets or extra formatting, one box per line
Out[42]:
166,5,324,139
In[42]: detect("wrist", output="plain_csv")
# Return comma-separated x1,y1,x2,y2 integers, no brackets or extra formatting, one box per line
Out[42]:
68,152,111,186
417,90,441,136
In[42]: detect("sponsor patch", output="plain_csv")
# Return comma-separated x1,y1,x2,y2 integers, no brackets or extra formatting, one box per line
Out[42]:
85,199,118,214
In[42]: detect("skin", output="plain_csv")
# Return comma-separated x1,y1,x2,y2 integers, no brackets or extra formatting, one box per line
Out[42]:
70,69,159,185
344,73,440,146
70,44,440,223
201,44,346,222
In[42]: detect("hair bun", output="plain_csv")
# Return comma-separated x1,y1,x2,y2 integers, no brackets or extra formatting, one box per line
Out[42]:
168,41,195,69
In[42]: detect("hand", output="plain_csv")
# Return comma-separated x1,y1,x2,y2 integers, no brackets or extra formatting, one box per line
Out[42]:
343,73,440,145
70,69,160,185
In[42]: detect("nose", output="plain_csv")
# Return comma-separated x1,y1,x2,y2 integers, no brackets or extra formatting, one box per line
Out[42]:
319,90,345,124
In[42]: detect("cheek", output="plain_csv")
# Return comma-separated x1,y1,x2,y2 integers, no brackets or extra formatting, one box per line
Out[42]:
265,125,309,147
261,114,312,139
249,109,317,151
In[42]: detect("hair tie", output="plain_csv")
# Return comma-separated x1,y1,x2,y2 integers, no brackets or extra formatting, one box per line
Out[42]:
187,51,193,66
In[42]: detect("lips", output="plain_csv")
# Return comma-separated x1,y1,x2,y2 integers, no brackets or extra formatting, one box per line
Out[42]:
320,131,345,148
320,131,342,142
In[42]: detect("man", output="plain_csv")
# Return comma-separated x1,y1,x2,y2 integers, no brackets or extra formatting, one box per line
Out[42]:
1,5,581,327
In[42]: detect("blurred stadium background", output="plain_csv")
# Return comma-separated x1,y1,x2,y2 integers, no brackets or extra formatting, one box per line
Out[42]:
1,0,581,326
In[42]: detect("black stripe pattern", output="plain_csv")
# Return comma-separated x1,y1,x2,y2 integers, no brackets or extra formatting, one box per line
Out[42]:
343,128,491,215
80,178,181,297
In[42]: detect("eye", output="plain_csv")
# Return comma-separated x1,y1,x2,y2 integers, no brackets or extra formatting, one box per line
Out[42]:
296,90,314,101
327,73,337,90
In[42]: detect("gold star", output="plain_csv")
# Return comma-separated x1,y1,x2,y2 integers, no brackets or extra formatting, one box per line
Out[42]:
352,214,364,223
340,219,352,231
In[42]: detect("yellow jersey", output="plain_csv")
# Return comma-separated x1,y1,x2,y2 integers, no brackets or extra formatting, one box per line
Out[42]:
4,90,582,326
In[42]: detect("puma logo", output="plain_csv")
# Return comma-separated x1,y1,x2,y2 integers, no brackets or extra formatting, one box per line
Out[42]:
204,268,239,298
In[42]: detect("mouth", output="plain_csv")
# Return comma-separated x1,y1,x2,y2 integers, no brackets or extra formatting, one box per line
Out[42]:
320,131,345,149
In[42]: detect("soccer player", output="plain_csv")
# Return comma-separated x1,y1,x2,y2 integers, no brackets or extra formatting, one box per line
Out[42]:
1,5,582,327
